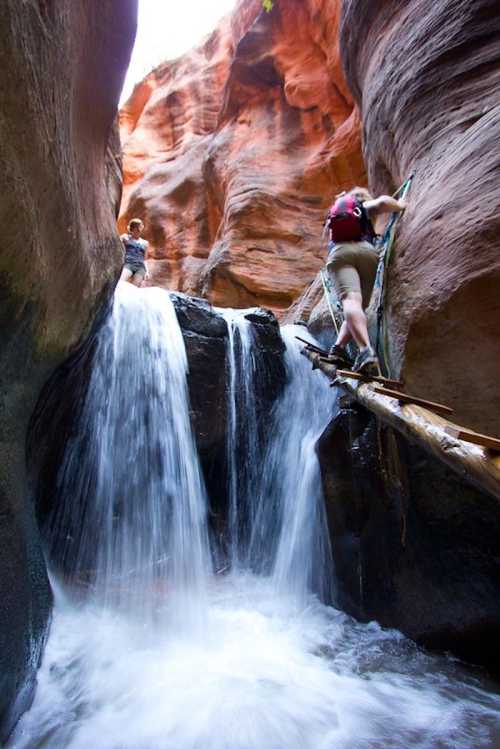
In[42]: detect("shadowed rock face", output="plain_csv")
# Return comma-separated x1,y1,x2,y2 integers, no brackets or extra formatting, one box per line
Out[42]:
170,295,229,492
171,297,286,537
318,404,500,671
0,1,136,737
119,0,365,314
340,0,500,436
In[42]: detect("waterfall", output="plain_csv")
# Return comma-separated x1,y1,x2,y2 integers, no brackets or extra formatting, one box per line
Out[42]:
220,310,263,569
221,314,334,603
46,282,211,628
267,326,334,602
9,287,500,749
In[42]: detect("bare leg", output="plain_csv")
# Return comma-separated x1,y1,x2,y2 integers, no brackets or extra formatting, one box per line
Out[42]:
120,267,133,283
334,320,352,349
341,292,371,349
131,271,145,287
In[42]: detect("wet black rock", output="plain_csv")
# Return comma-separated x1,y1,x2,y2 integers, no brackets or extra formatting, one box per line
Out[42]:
171,294,228,454
29,308,110,579
171,294,229,518
171,296,287,462
171,296,287,535
243,307,287,428
243,308,280,327
317,403,500,672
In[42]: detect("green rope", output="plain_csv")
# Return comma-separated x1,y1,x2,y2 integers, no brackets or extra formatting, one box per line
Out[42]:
375,173,415,374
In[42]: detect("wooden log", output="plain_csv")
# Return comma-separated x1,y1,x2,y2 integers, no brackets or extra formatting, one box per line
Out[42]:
294,335,327,356
444,426,500,453
303,349,500,501
328,367,404,389
372,387,454,416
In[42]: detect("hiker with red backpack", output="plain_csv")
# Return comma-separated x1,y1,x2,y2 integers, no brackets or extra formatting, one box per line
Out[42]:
325,187,406,376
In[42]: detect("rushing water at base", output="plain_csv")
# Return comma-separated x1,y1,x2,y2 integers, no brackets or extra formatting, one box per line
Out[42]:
10,576,500,749
9,285,500,748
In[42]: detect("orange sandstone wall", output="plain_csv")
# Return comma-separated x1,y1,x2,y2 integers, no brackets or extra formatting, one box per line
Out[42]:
119,0,364,312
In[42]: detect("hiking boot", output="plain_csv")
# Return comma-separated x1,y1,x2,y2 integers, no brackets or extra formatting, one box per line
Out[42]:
353,346,380,377
327,344,354,369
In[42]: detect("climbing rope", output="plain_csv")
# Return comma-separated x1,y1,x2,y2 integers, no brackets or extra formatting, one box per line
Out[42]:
373,173,415,373
320,269,340,335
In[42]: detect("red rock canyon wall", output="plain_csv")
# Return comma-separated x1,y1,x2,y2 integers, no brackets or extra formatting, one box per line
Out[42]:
119,0,365,312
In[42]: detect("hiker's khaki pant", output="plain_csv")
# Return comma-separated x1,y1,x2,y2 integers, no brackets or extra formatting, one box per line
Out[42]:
326,241,379,309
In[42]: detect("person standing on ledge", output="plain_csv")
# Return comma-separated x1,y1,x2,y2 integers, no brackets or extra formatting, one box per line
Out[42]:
325,187,406,376
120,218,149,286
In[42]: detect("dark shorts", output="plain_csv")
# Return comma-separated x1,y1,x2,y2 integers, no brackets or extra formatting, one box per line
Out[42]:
124,261,146,280
326,241,379,309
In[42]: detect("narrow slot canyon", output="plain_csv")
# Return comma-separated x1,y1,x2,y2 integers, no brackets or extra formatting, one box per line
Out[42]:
1,1,499,747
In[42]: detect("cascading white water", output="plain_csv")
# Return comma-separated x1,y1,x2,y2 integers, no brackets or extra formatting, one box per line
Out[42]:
221,313,333,603
251,325,335,603
46,282,211,628
220,310,262,569
9,288,500,749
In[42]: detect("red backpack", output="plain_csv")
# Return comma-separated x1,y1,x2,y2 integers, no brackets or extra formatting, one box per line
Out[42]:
326,194,364,243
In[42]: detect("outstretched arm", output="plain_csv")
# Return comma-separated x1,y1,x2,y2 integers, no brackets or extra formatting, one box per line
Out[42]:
364,196,406,215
